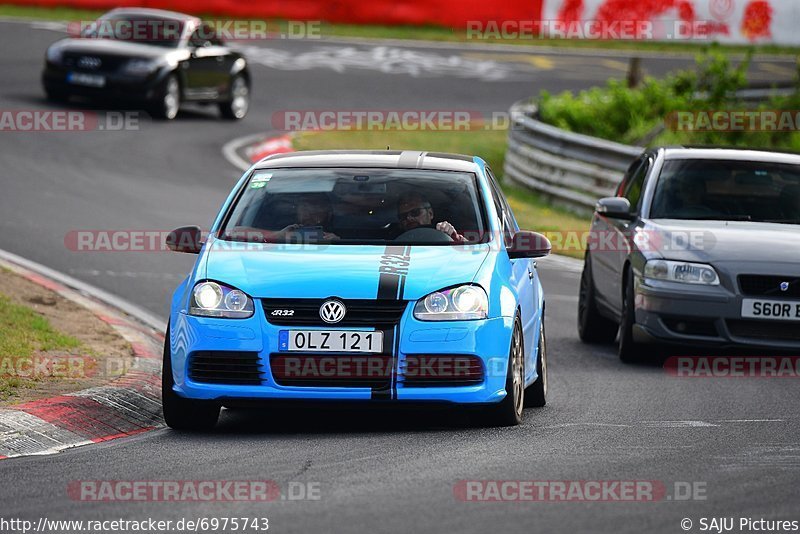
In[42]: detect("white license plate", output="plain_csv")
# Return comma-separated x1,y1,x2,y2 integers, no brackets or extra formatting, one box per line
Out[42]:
67,72,106,88
741,298,800,321
280,330,383,353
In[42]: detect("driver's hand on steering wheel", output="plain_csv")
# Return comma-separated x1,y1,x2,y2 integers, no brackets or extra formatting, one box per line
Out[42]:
436,221,466,243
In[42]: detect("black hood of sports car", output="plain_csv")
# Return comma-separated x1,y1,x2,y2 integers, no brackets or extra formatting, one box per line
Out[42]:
47,37,187,61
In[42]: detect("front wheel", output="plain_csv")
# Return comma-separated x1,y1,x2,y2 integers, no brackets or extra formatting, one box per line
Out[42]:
478,317,525,427
162,327,220,431
524,319,547,408
618,272,645,364
151,74,180,120
218,74,249,120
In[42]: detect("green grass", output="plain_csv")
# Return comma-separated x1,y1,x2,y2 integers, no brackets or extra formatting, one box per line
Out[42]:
2,3,799,55
293,128,591,258
0,294,81,401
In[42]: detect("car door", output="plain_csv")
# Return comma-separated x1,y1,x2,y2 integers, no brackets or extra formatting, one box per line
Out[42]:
593,155,651,317
183,24,229,100
487,168,537,375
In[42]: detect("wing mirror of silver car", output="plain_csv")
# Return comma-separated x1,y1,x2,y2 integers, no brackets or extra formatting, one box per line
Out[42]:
507,231,552,259
595,197,635,220
166,225,204,254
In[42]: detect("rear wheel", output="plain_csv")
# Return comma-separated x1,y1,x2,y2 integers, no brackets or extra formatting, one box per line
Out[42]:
479,317,525,427
618,272,645,364
219,74,249,120
524,319,547,408
151,74,180,120
578,253,618,343
162,327,220,431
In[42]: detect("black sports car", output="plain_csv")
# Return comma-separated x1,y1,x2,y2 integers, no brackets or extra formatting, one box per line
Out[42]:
42,8,251,120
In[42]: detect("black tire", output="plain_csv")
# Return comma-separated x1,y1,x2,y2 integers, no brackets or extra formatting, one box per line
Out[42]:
618,271,645,364
150,73,180,120
478,316,525,427
218,74,249,120
524,319,547,408
162,327,220,431
578,253,618,343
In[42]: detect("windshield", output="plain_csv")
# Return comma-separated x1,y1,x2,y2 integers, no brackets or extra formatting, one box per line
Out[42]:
650,158,800,224
82,15,185,48
219,168,489,245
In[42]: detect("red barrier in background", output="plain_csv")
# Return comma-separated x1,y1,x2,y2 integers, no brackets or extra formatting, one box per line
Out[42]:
6,0,544,29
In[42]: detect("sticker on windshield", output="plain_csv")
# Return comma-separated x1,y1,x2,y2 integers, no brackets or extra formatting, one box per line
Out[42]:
250,173,272,189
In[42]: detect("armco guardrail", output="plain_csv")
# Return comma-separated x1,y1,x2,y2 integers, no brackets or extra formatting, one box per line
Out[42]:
504,85,797,215
504,100,643,216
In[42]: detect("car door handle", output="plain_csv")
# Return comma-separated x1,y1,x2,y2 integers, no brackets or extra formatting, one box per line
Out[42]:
216,56,224,62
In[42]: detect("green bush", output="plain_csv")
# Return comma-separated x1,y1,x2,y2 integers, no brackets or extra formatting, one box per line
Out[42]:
537,48,800,151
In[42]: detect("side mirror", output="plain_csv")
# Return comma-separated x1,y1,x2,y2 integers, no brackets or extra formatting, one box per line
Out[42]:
508,231,551,259
595,197,634,220
166,225,203,254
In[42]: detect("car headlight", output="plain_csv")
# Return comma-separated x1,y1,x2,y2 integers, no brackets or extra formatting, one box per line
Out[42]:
46,46,64,64
189,281,254,318
121,58,160,75
643,260,720,285
413,285,488,321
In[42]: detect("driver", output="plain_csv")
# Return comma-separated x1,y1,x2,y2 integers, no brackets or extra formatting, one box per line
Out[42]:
393,193,466,243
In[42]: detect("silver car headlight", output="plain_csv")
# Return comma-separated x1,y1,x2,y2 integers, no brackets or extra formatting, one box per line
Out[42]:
121,58,160,76
413,285,488,321
189,281,254,318
644,260,720,285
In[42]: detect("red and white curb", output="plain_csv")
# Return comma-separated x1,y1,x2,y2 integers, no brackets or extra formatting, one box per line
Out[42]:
222,132,296,173
0,250,165,459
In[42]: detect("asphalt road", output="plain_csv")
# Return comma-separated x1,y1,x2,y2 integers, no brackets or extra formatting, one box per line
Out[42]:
1,19,799,533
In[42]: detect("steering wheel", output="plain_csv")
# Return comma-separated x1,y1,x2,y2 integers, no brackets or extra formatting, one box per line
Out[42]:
394,227,453,243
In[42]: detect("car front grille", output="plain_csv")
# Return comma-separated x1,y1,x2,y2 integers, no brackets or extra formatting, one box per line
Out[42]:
738,275,800,298
188,351,264,385
401,355,484,387
726,320,800,342
269,353,392,387
61,53,128,73
263,299,408,327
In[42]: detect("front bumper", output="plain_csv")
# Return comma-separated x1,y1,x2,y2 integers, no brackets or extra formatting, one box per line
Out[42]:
633,277,800,351
169,302,515,405
42,63,167,102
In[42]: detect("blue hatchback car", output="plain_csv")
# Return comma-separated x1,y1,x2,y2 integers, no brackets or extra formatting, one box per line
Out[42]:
163,150,551,429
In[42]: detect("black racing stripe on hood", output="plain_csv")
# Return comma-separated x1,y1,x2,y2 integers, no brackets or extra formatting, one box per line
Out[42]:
372,245,411,400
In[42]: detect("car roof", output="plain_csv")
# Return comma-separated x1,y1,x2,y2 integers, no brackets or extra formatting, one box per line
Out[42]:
253,150,481,172
103,7,199,23
659,146,800,164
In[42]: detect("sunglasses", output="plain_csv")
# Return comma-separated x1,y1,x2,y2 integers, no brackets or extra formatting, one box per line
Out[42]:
398,205,431,220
